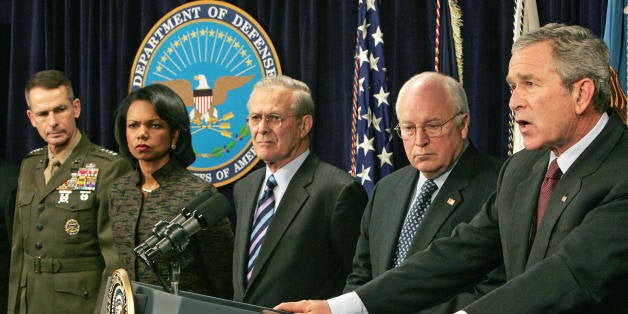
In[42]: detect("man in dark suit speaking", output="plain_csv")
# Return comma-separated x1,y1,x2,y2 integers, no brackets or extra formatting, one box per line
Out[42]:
232,75,368,308
277,23,628,313
343,72,503,313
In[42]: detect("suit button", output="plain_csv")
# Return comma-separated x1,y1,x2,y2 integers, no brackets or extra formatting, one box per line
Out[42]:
83,290,90,298
35,242,42,250
36,224,43,231
38,203,45,211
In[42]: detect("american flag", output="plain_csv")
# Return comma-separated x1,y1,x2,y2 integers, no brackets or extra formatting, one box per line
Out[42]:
350,0,394,196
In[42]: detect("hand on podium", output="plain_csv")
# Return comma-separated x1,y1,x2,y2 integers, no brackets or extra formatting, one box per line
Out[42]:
274,300,331,314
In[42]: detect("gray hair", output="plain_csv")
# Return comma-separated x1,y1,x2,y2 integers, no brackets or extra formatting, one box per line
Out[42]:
248,75,315,119
395,72,469,127
512,23,611,112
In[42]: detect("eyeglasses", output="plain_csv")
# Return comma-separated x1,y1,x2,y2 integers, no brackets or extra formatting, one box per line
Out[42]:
394,112,465,139
246,113,297,128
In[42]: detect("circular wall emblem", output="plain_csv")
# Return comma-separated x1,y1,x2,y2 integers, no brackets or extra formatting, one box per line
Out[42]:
129,1,282,186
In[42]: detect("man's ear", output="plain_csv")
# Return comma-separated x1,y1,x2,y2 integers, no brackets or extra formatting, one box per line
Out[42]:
573,77,595,115
300,114,313,138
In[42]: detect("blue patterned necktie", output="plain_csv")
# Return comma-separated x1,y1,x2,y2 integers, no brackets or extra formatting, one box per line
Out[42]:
393,179,438,267
246,175,278,283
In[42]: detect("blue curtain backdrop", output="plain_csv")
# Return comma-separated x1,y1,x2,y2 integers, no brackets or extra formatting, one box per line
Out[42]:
0,0,608,181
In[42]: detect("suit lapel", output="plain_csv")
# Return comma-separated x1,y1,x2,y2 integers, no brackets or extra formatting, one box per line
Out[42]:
245,155,315,288
378,167,418,272
526,113,624,267
236,171,265,290
411,148,478,250
509,155,546,275
415,182,463,249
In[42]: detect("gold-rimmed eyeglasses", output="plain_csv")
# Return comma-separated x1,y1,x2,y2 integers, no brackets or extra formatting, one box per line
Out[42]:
246,113,297,128
394,112,465,139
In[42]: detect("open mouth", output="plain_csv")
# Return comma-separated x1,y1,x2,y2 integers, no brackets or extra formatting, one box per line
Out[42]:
516,119,531,129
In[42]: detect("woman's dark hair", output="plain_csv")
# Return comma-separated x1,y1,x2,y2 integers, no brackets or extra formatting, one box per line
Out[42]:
114,84,195,167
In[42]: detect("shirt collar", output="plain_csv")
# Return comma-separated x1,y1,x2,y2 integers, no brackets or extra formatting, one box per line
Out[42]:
552,112,609,173
48,132,82,166
262,149,311,205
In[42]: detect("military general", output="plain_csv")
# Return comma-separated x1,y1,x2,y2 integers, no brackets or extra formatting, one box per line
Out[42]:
8,70,132,314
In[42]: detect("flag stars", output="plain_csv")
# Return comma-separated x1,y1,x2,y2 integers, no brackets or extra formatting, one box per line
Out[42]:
371,26,384,46
357,46,369,67
356,165,372,185
369,53,380,71
366,0,377,12
358,19,370,37
385,127,394,142
358,134,375,156
377,147,393,167
372,114,382,132
358,77,366,94
373,87,390,107
361,106,373,126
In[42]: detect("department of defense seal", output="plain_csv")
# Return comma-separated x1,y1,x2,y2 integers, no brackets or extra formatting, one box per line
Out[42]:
129,1,282,186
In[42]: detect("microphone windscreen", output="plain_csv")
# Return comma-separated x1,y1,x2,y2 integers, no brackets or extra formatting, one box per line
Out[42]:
183,190,216,211
193,192,232,227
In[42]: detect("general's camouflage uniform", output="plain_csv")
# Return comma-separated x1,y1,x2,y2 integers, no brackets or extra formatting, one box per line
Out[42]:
8,133,132,314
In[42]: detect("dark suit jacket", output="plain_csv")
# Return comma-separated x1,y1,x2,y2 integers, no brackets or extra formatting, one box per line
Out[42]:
344,144,504,313
232,153,368,308
356,112,628,314
1,159,19,313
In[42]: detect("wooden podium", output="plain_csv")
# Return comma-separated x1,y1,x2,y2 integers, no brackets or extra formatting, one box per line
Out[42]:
101,269,285,314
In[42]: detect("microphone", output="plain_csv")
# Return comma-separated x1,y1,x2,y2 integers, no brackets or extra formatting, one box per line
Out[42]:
133,191,214,259
134,192,232,266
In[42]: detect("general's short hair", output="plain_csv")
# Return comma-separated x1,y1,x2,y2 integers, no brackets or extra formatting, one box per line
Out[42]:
24,70,75,104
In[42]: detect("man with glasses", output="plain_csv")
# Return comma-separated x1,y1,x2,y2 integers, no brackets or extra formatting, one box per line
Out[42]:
231,75,368,307
340,72,503,313
278,23,628,314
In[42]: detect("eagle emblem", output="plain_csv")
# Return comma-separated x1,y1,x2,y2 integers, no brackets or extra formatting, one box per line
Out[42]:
159,74,253,138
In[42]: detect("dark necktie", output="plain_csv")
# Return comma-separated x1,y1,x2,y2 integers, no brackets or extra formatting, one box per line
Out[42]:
393,179,438,267
246,175,277,283
536,159,562,230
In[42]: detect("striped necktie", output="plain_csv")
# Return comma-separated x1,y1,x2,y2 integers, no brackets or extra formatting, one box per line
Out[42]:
246,175,277,283
393,179,438,267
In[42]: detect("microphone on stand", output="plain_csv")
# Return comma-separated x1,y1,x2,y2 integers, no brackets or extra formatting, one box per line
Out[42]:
134,191,232,266
133,190,214,258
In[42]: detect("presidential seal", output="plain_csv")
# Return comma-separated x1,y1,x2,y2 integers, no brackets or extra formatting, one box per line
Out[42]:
129,1,282,186
105,268,134,314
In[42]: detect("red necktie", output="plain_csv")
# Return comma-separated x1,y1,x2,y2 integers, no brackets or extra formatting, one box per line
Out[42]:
536,159,562,230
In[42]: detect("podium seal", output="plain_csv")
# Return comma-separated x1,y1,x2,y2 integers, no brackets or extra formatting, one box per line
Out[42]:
106,268,135,314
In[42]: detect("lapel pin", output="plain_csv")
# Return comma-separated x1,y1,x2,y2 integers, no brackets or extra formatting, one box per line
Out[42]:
447,198,456,206
561,195,567,202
